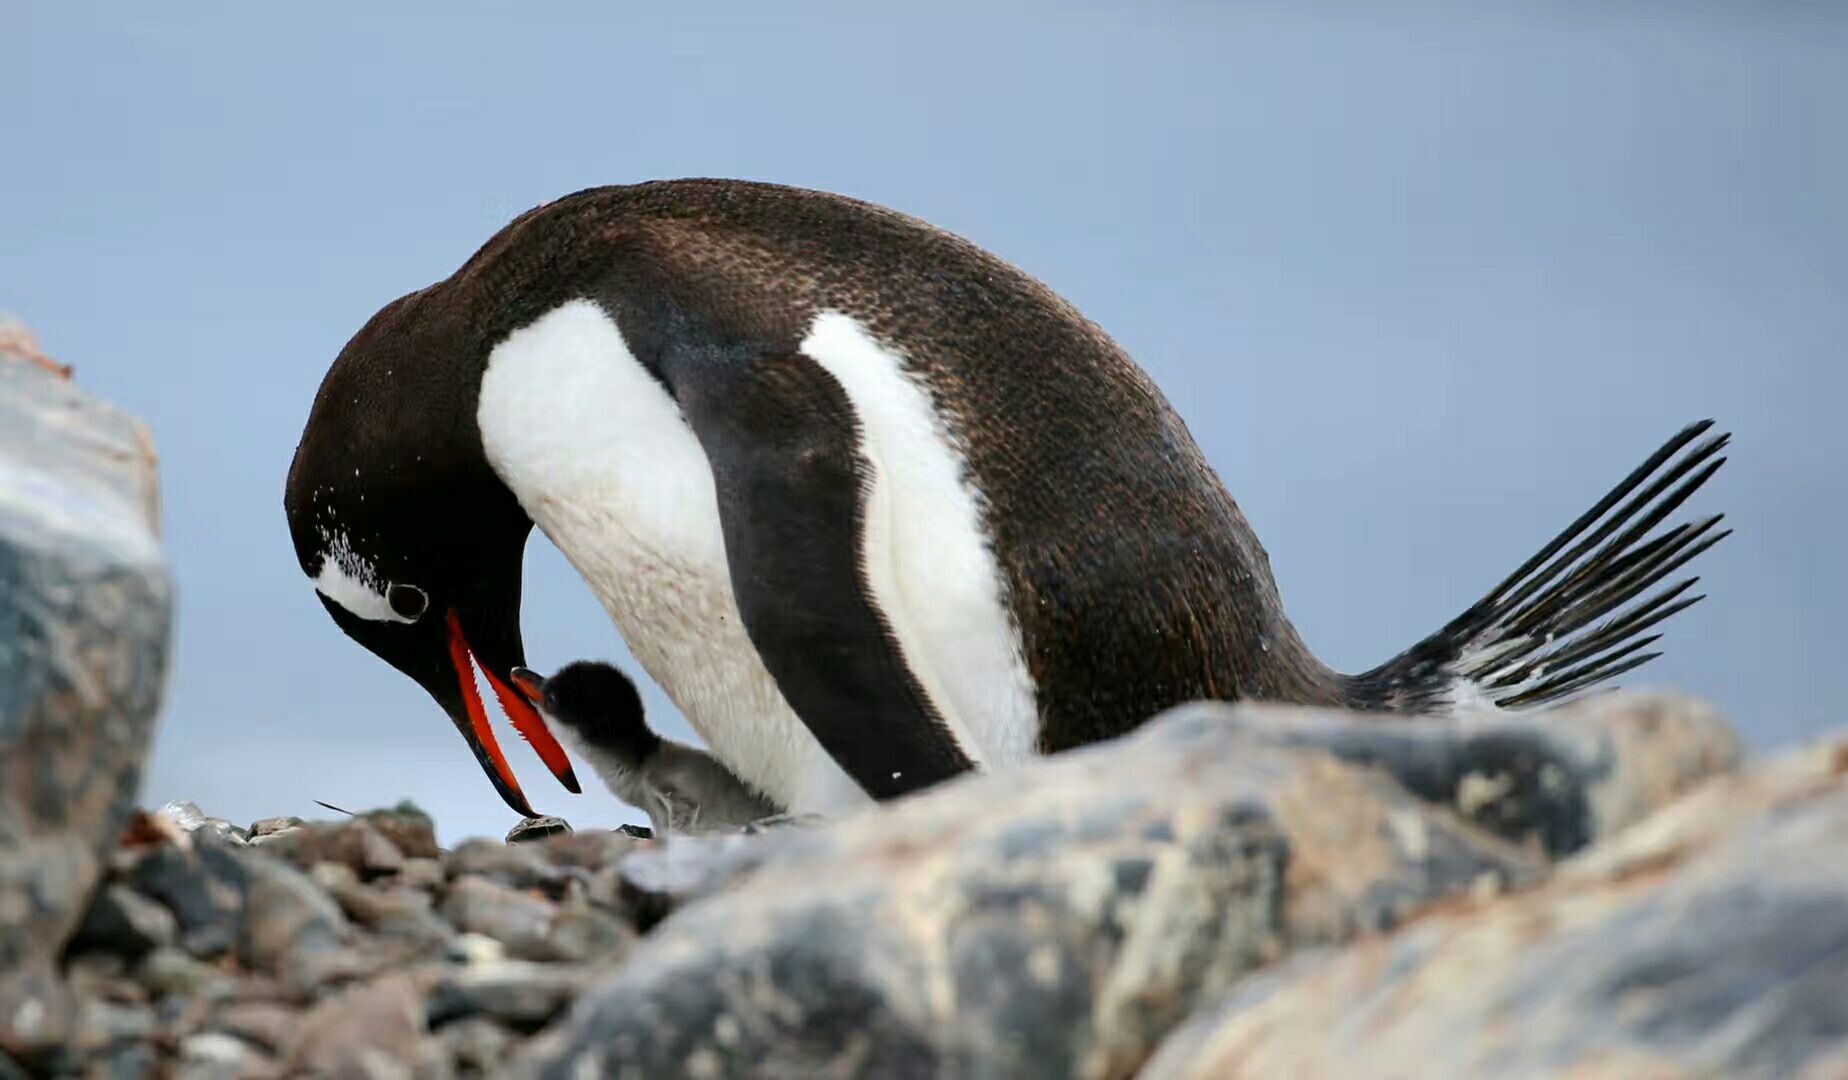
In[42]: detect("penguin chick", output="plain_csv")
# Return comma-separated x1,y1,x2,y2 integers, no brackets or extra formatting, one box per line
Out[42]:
509,661,780,835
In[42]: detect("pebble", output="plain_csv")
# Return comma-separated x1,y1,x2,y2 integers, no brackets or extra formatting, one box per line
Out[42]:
427,960,592,1030
507,815,573,843
445,838,556,890
69,884,178,960
19,804,674,1075
440,875,562,961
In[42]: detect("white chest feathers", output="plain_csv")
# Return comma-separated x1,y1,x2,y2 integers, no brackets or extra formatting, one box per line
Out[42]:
475,298,1040,813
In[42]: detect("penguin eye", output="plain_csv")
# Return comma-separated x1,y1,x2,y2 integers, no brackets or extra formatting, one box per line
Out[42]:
387,584,428,621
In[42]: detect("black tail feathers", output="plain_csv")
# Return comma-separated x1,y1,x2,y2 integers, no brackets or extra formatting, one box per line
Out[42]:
1353,420,1730,714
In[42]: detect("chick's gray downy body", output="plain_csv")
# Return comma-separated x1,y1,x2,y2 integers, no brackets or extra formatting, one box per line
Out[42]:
513,661,777,834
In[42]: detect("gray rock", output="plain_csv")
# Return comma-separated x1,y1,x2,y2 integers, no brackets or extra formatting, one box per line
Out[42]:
157,801,249,846
247,816,303,839
69,997,156,1053
360,802,442,860
536,829,644,873
123,837,249,959
0,352,171,1052
1190,690,1740,856
544,890,634,963
446,838,554,886
612,828,803,930
440,1016,517,1075
507,816,572,844
135,946,237,999
396,856,446,891
441,875,562,961
251,819,408,880
1141,730,1848,1079
69,883,179,960
236,852,349,985
519,697,1572,1080
322,873,454,949
61,951,143,1005
284,972,445,1079
177,1031,278,1080
428,961,595,1031
207,1001,298,1055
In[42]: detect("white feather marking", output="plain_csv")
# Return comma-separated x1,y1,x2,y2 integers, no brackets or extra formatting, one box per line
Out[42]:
799,311,1041,772
312,529,415,624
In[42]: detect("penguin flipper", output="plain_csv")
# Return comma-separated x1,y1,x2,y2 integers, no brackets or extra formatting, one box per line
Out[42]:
676,350,976,801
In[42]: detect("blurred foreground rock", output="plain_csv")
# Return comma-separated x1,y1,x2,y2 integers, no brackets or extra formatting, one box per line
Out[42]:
1141,733,1848,1079
518,692,1749,1079
0,330,172,1059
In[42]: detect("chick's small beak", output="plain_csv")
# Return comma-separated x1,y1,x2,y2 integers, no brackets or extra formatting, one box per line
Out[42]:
508,666,546,707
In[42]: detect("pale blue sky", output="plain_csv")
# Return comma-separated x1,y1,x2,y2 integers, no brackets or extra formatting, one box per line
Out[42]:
6,3,1843,843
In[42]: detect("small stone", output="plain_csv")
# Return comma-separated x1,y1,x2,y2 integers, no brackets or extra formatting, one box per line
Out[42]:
439,1016,517,1073
507,816,572,844
541,829,643,872
444,932,506,966
178,1031,274,1079
428,960,593,1031
208,1001,298,1054
396,857,445,891
62,952,143,1006
69,998,156,1053
124,841,249,959
439,876,560,960
69,884,179,960
359,826,407,877
246,826,303,850
361,802,441,860
97,1042,162,1080
136,946,235,999
307,860,359,893
325,881,453,948
250,820,406,880
445,839,555,891
158,802,249,846
546,894,634,963
237,855,347,983
248,816,303,838
157,801,211,832
285,973,442,1078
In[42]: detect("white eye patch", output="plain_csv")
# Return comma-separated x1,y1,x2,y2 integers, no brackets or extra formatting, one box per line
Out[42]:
311,532,420,624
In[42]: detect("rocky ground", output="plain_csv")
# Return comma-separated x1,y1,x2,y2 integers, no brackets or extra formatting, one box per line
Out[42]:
6,327,1847,1079
6,693,1845,1079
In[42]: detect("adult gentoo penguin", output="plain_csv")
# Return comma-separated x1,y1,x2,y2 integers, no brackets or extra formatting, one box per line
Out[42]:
284,179,1730,819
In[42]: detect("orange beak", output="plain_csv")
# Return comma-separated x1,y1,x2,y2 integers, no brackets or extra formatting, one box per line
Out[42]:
444,610,581,815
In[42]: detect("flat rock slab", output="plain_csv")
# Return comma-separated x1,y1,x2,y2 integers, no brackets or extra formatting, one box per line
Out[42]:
1142,730,1848,1079
0,349,171,1054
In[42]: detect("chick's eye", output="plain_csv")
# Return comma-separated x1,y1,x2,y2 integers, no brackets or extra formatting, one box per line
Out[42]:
387,584,428,620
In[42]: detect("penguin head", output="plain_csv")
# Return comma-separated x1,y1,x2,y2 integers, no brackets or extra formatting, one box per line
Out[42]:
510,661,662,768
285,287,580,817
